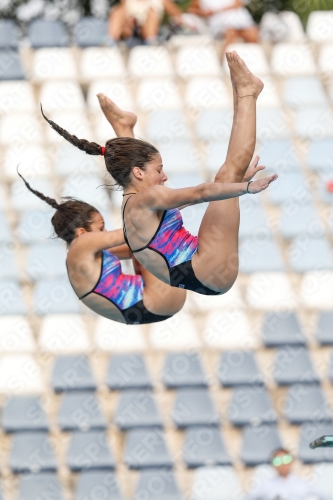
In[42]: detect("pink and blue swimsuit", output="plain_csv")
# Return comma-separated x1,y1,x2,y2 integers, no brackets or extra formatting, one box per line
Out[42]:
78,250,170,325
123,198,220,296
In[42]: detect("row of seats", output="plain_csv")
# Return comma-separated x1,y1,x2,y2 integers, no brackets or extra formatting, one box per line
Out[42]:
2,419,333,469
2,271,333,315
2,40,333,82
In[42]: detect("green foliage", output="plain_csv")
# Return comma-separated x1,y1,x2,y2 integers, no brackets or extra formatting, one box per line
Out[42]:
247,0,332,24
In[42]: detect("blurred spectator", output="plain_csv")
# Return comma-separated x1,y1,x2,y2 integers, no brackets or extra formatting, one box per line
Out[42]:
187,0,258,45
107,0,183,44
245,448,321,500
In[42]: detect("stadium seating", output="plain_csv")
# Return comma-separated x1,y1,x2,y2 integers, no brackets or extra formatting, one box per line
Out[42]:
1,10,333,497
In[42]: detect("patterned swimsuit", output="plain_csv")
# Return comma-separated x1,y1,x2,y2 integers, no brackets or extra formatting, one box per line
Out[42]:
74,250,170,325
123,198,220,295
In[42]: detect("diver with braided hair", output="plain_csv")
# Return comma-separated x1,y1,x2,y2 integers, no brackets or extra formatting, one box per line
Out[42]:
18,171,186,325
40,51,277,295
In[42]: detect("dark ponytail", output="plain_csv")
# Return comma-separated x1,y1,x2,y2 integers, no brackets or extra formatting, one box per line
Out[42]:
40,106,160,189
40,105,103,156
18,169,99,245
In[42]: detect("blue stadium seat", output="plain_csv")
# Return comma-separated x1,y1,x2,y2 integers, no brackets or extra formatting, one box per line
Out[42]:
257,109,288,140
298,423,333,463
273,347,320,385
261,312,306,347
183,427,231,468
28,19,69,48
2,396,49,433
307,140,333,171
58,391,107,431
17,474,65,500
289,237,333,272
114,390,163,430
218,351,263,387
205,141,228,172
196,109,232,141
0,280,26,315
239,203,271,240
241,425,282,466
228,387,277,427
9,432,57,473
284,385,332,424
267,171,311,205
327,350,333,383
74,17,108,47
258,140,300,173
17,210,54,244
316,311,333,345
0,19,19,49
280,203,323,239
295,107,333,139
51,356,97,393
134,469,183,500
106,354,153,390
124,428,173,469
67,431,116,472
0,50,25,80
26,242,67,281
162,353,207,389
283,76,328,110
75,471,124,500
34,278,80,315
239,237,284,273
172,388,220,428
146,110,190,142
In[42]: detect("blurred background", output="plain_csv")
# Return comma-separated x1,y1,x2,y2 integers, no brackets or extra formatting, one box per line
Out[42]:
0,0,333,499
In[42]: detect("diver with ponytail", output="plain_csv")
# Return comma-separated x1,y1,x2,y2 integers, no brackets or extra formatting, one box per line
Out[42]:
40,51,277,296
19,170,186,325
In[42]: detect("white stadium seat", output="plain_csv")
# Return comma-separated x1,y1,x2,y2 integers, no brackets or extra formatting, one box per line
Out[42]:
4,145,52,181
176,46,221,78
10,178,55,212
223,43,270,75
44,111,92,144
307,11,333,43
246,272,297,310
80,47,126,81
294,107,333,140
203,309,258,349
39,315,91,353
32,48,78,81
87,80,134,111
185,77,231,111
62,174,111,214
271,43,316,76
0,355,43,394
94,317,147,352
128,46,174,78
150,313,201,350
0,316,35,353
256,76,280,108
40,81,85,112
318,43,333,75
0,113,43,146
300,271,333,309
136,78,182,112
0,81,36,114
279,11,306,42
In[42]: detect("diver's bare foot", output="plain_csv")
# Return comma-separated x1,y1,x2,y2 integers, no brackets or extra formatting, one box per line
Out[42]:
226,51,264,99
97,93,137,137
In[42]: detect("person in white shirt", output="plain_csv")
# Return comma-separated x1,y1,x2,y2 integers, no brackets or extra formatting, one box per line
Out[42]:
188,0,258,48
245,448,321,500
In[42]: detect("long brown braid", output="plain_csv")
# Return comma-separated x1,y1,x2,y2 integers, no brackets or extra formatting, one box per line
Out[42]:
40,105,160,188
18,169,98,245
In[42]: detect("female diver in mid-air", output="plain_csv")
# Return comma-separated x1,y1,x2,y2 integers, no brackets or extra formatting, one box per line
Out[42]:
18,172,186,324
40,51,277,295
